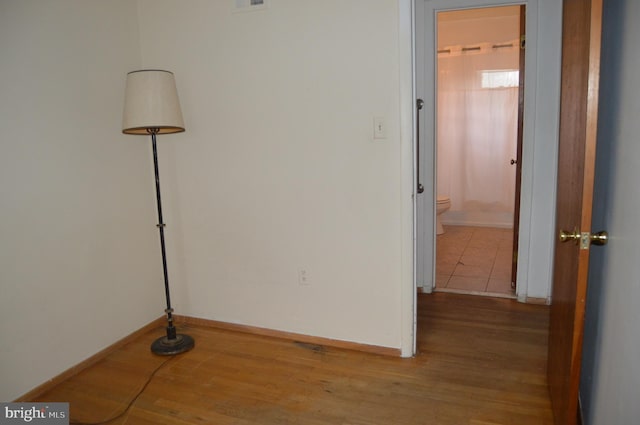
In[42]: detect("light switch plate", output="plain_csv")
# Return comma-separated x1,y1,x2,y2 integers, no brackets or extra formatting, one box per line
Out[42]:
374,116,387,139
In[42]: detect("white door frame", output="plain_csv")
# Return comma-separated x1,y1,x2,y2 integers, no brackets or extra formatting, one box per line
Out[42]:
398,0,418,358
401,0,562,356
415,0,539,295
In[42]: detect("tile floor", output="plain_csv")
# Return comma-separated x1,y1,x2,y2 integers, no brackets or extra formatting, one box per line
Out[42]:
435,225,516,298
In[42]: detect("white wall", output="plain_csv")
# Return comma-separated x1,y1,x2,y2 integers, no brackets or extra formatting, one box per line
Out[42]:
136,0,406,349
521,0,563,301
0,1,163,401
580,0,640,422
438,8,520,46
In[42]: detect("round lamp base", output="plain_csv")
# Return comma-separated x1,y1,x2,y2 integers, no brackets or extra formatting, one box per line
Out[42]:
151,334,195,356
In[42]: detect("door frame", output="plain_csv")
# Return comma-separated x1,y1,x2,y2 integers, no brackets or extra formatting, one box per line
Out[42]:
399,0,562,356
415,0,539,298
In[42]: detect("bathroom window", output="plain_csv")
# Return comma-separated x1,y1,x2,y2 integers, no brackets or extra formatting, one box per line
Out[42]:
480,69,519,89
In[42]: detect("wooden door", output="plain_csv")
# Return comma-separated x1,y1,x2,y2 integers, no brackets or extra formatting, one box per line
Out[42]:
548,0,603,424
511,5,526,288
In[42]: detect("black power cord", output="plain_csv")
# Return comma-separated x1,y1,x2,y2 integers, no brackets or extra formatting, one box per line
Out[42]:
69,356,175,425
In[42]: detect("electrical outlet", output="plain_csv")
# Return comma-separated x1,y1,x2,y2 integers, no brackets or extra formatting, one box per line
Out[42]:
298,268,310,286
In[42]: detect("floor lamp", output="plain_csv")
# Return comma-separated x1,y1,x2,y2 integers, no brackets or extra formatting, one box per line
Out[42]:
122,69,195,355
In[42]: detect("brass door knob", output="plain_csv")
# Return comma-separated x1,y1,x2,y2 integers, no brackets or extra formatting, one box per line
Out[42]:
559,229,608,247
559,228,581,244
590,231,608,246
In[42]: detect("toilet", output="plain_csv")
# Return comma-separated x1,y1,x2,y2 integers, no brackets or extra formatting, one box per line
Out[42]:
436,195,451,235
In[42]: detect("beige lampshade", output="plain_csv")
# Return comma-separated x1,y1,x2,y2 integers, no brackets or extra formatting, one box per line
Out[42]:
122,69,185,135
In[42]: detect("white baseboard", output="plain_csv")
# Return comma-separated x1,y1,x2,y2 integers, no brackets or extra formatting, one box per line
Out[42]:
442,211,514,229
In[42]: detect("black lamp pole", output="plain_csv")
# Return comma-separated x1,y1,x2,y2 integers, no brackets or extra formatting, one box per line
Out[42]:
148,129,194,355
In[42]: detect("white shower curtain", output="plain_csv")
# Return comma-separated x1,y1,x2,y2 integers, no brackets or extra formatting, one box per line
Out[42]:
437,41,519,226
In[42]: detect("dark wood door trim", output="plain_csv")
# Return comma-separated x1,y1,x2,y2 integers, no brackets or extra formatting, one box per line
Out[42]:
511,4,526,288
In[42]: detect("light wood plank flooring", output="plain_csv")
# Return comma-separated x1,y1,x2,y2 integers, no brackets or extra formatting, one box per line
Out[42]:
33,293,552,424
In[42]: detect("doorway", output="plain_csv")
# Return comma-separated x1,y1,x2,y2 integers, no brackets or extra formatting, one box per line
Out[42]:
414,0,544,304
409,0,564,357
433,6,523,298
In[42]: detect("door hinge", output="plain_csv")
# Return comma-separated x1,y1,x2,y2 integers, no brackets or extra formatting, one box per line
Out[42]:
520,35,526,50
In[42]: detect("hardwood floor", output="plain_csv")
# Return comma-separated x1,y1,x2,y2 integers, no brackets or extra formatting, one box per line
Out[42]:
33,293,552,424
